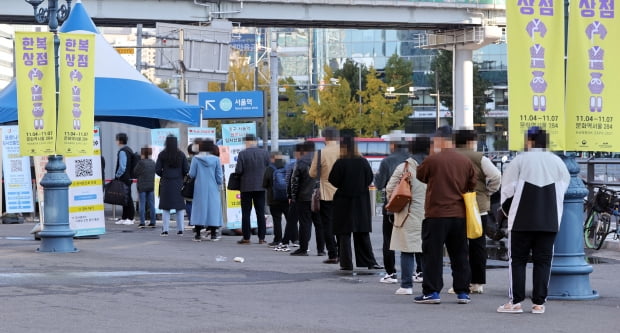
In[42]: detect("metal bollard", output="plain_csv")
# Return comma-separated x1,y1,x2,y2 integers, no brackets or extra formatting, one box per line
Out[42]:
369,186,377,217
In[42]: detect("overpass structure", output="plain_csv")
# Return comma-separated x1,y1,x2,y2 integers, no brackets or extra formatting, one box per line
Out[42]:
2,0,507,129
3,0,506,29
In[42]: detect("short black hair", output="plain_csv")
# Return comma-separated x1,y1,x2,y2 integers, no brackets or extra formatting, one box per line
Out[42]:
527,126,548,148
454,129,477,147
434,125,452,138
244,133,257,142
115,133,128,144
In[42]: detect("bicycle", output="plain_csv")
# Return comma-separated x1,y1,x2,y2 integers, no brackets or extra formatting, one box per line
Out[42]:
583,185,620,250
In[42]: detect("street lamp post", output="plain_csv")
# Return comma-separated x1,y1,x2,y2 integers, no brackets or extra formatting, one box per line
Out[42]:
25,0,77,253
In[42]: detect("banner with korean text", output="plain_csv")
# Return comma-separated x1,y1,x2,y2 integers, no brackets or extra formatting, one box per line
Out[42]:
566,2,618,151
1,126,34,213
14,32,57,156
187,127,216,145
507,1,565,151
221,123,257,230
57,33,95,156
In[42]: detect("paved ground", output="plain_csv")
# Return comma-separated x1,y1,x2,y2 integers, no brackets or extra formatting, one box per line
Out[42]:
0,213,619,333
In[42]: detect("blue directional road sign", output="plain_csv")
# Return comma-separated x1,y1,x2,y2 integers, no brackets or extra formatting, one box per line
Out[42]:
199,91,264,119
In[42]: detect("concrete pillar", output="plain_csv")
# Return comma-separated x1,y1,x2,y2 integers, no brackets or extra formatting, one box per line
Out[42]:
453,48,473,129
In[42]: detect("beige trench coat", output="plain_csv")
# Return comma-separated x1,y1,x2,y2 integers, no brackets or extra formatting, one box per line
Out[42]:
386,158,426,253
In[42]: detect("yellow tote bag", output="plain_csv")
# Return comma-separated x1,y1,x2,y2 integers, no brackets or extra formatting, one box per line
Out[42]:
463,192,483,239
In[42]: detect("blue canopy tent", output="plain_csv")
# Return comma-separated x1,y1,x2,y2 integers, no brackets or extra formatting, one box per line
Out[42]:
0,1,200,128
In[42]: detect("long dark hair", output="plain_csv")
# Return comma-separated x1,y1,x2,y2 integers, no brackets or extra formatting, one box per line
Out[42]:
161,135,182,168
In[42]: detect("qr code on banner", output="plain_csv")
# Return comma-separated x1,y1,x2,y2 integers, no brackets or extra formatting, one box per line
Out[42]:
10,159,22,173
74,158,93,178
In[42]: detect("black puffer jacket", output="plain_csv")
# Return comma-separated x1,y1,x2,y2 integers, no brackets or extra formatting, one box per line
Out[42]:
290,152,315,202
133,158,155,192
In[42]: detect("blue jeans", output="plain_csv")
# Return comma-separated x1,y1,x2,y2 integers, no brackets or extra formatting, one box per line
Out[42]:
400,252,415,288
162,209,185,233
138,191,156,226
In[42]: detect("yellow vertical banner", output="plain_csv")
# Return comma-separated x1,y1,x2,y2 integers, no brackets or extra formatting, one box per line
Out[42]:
15,32,57,156
57,33,95,156
507,1,565,151
566,3,618,151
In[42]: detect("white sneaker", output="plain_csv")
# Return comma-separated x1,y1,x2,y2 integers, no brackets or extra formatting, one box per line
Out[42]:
395,287,413,295
448,288,455,294
379,273,398,284
122,219,135,225
413,272,423,283
470,284,484,294
114,219,125,225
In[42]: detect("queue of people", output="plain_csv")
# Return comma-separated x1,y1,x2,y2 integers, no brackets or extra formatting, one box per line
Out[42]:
110,125,569,314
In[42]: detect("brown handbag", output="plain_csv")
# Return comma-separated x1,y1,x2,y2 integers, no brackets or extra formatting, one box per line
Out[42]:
385,161,412,213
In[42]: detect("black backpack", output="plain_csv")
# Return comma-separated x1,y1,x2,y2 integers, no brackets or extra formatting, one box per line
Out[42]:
121,146,140,179
271,165,288,201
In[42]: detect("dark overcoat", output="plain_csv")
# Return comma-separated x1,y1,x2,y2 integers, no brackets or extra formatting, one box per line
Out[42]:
155,150,189,210
328,156,374,234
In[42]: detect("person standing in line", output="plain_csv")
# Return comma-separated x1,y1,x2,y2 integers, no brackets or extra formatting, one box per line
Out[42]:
414,126,476,305
290,142,323,256
185,141,200,225
328,134,382,271
373,132,411,283
309,127,340,264
497,127,570,314
263,152,290,247
386,137,429,295
235,134,270,244
274,151,300,252
189,139,223,242
114,133,135,225
155,135,189,237
451,129,501,294
134,147,157,228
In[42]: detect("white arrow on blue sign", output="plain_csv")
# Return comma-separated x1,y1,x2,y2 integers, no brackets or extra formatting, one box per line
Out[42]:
198,91,264,119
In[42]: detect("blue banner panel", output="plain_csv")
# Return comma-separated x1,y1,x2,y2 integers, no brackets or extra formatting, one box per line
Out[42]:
199,91,264,119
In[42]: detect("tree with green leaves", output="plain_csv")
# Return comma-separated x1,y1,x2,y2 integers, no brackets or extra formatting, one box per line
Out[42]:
278,77,314,138
333,59,368,101
303,66,360,131
357,68,411,136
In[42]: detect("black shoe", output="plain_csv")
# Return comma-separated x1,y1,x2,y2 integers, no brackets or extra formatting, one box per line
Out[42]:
268,241,280,247
177,231,183,236
323,258,339,264
237,239,251,244
340,266,353,271
368,264,384,270
138,224,146,229
160,231,169,237
148,224,156,228
317,251,326,256
290,249,309,256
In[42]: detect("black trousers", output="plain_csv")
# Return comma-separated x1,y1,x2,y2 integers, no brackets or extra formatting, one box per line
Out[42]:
282,201,298,244
240,191,266,241
469,214,488,284
421,217,471,295
509,231,557,305
319,200,338,258
296,201,324,252
121,181,134,220
338,232,378,269
382,212,396,275
269,201,289,243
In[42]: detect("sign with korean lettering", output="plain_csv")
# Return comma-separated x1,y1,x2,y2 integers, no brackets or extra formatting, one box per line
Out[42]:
65,126,105,236
1,126,34,213
566,0,618,151
199,91,264,119
506,0,565,150
187,127,216,145
221,123,258,229
14,32,57,156
57,33,95,156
